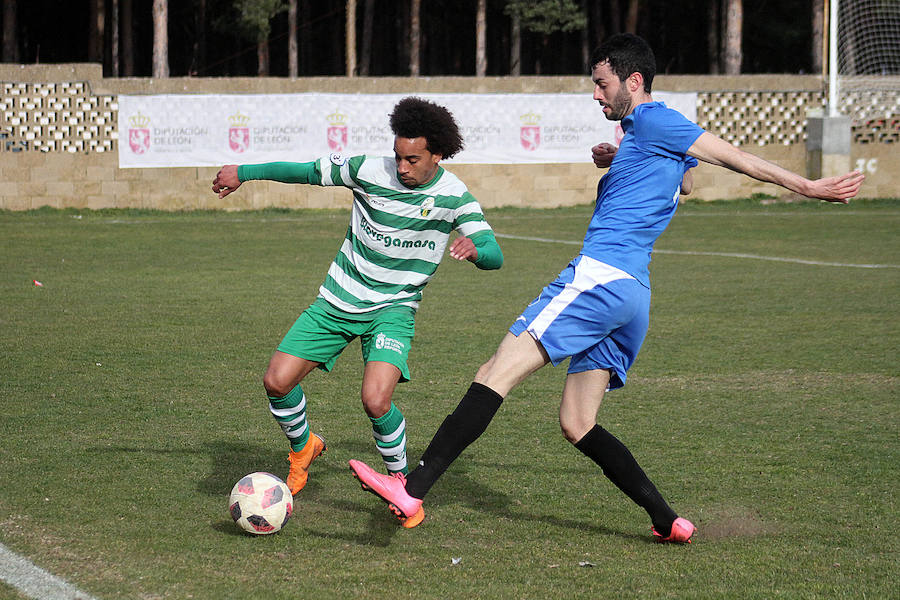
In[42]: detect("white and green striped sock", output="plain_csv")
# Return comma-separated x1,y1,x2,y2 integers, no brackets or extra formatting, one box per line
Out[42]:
268,384,309,452
370,403,407,474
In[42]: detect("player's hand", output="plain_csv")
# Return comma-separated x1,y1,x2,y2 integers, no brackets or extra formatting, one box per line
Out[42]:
212,165,241,198
807,170,865,204
449,236,477,262
591,143,618,168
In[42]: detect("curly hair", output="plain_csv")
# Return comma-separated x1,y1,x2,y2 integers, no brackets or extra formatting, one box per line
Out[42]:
389,97,464,159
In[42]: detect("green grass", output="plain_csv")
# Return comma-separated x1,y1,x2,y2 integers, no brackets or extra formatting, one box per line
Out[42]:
1,201,897,599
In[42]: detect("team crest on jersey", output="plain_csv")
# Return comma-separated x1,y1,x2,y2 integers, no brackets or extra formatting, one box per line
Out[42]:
329,152,347,166
420,197,435,217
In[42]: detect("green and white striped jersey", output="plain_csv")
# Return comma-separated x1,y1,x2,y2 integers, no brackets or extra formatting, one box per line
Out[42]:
312,153,495,313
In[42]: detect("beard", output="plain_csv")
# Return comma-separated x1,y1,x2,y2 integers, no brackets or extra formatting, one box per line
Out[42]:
602,85,634,121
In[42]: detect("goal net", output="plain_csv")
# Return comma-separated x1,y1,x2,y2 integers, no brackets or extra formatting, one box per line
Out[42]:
837,0,900,91
830,0,899,139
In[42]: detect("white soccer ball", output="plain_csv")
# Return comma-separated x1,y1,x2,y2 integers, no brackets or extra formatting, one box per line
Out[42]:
228,472,293,535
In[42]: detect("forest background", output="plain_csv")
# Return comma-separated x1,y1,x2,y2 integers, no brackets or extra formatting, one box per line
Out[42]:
1,0,845,79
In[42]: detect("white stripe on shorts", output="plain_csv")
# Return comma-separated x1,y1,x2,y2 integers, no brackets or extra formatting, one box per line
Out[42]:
527,256,634,339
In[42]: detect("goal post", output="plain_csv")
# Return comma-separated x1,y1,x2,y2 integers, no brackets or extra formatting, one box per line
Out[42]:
811,0,900,178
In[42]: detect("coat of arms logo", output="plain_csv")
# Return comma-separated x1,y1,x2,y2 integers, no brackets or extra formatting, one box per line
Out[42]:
228,113,250,153
520,111,541,151
327,110,348,152
128,113,151,154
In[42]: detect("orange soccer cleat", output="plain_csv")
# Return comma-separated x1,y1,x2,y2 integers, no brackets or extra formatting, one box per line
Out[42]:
286,433,326,495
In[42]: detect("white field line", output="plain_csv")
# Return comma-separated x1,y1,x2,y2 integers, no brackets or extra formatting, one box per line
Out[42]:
12,216,898,269
0,542,96,600
494,233,900,269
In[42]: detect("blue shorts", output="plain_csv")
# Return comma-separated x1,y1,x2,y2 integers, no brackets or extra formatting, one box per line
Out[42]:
509,255,650,389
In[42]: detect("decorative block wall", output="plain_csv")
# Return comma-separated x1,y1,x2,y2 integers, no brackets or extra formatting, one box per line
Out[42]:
1,66,897,209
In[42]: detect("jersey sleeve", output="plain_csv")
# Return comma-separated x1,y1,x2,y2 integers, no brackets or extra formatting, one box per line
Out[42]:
238,161,321,184
450,191,502,270
635,106,704,160
470,230,503,270
451,191,493,238
313,153,366,188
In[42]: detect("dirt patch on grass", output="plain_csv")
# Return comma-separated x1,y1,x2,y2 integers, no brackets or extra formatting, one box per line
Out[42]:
697,506,776,540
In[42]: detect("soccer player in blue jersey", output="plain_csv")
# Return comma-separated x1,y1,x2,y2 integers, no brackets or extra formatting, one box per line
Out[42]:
350,34,864,537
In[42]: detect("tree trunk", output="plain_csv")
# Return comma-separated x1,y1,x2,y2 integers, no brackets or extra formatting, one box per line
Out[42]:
535,36,549,75
257,38,269,76
3,0,18,62
723,0,742,74
708,0,720,74
190,0,206,76
510,13,520,75
346,0,356,76
476,0,486,76
397,0,409,73
591,0,605,58
122,0,133,75
89,0,105,64
625,0,639,33
360,0,374,75
111,0,119,76
288,0,298,77
152,0,169,78
580,0,589,72
609,0,621,32
300,0,310,75
811,0,824,75
409,0,421,76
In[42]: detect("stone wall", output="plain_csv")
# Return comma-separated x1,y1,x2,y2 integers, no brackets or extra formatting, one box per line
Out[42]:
1,64,897,210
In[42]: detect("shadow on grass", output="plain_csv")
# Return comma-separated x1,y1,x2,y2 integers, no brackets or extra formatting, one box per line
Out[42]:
86,440,285,495
90,439,643,545
329,439,644,544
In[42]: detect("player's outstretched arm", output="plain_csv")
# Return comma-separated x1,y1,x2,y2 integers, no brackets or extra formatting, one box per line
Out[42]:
687,132,864,203
213,162,321,199
212,164,241,198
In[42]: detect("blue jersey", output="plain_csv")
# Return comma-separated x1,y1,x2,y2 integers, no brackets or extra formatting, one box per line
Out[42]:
581,102,703,287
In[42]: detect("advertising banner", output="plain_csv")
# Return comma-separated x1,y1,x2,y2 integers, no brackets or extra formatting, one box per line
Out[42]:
118,92,697,168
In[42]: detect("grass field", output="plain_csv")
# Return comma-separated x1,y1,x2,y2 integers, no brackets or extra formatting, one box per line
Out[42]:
0,200,897,599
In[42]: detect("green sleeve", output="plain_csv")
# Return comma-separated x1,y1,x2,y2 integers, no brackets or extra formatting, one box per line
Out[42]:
237,161,321,185
469,230,503,270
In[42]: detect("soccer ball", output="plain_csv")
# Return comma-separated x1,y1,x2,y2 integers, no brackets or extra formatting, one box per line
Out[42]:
228,472,293,535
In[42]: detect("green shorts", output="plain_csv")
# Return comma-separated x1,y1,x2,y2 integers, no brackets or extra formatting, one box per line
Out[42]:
277,299,416,382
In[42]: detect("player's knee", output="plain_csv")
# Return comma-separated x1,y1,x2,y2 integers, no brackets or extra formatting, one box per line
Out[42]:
473,357,497,385
263,371,293,398
361,389,391,419
559,414,592,445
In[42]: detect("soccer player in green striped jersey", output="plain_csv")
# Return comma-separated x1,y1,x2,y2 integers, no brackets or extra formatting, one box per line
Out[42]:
212,97,503,498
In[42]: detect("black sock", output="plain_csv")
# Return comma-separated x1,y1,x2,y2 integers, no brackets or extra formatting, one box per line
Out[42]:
405,382,504,499
574,424,678,535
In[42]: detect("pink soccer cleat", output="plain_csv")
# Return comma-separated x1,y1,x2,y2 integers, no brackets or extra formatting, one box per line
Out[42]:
652,517,695,543
349,459,424,526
